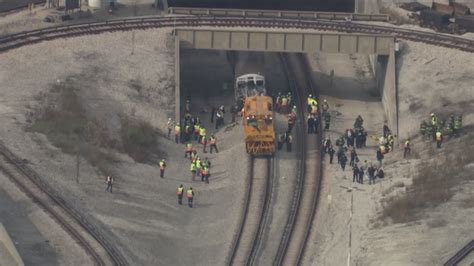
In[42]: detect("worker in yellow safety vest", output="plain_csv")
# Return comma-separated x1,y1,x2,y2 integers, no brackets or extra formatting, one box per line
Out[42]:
201,166,210,184
159,159,166,178
187,187,195,208
436,131,443,149
190,162,197,181
174,123,180,144
199,127,206,144
177,184,184,205
194,124,200,142
195,157,202,176
185,143,193,158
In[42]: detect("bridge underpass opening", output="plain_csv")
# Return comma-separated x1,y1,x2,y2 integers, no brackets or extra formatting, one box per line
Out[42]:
178,49,290,127
174,28,397,133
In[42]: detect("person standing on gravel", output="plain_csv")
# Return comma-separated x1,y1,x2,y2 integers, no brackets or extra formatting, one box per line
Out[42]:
177,184,185,205
349,147,358,167
352,164,359,183
340,153,347,171
159,159,166,178
209,134,218,153
174,123,180,144
436,130,443,148
190,162,197,181
358,166,364,184
286,133,293,152
403,139,411,158
105,175,114,193
167,118,174,139
328,146,335,164
368,165,376,185
187,187,195,208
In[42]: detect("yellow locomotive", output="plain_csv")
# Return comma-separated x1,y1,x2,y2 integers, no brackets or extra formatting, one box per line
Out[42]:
237,74,275,156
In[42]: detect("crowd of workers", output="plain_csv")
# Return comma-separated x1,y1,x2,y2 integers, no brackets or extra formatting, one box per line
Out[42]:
419,113,462,149
105,91,465,207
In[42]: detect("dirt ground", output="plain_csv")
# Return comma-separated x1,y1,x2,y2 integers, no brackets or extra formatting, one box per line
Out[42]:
303,41,474,265
1,2,473,264
0,27,252,264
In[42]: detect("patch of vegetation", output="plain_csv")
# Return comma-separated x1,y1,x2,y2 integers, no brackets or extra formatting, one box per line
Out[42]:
380,135,474,223
426,218,448,228
121,118,161,163
30,81,88,153
29,77,163,176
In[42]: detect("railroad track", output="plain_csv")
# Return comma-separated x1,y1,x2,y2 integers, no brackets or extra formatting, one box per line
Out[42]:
228,157,273,265
0,142,127,265
272,53,322,265
0,16,473,53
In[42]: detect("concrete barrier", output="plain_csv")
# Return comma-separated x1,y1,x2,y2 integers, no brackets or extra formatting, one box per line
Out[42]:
0,223,24,266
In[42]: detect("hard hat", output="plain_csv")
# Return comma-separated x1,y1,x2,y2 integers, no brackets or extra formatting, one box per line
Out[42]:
293,106,296,108
323,99,327,102
309,94,312,97
168,117,172,120
430,113,434,116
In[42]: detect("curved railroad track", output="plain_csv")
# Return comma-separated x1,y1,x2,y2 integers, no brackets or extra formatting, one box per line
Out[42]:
0,11,471,265
0,15,473,53
0,142,127,265
228,157,273,265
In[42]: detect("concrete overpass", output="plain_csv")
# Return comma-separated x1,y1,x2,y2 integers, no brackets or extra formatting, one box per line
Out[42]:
173,28,397,133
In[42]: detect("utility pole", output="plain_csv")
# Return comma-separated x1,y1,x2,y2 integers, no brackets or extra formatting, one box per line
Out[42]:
76,153,80,183
131,0,137,55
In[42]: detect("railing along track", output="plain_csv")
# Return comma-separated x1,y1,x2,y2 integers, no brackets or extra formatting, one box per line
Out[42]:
0,142,127,265
0,16,473,53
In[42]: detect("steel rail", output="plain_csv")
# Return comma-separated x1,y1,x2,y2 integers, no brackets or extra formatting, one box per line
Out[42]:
0,142,127,265
227,156,253,264
248,157,274,265
0,16,473,53
273,53,308,265
444,240,474,266
228,157,272,265
295,53,324,264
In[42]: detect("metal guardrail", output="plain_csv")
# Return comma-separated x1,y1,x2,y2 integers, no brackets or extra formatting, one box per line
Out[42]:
168,7,391,22
445,240,474,266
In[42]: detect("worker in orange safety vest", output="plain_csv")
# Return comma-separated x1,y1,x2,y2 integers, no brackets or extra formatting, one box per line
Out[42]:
209,134,218,153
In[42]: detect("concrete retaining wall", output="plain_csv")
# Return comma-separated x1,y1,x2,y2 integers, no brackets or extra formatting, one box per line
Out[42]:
381,45,398,135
